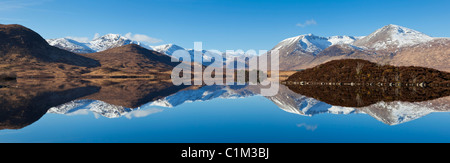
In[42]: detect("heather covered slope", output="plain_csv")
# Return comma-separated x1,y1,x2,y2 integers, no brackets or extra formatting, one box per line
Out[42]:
285,59,450,86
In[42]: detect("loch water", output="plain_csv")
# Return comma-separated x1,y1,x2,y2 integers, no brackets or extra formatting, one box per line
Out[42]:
0,79,449,143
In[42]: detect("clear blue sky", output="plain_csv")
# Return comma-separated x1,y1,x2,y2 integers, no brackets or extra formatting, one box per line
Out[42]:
1,0,449,51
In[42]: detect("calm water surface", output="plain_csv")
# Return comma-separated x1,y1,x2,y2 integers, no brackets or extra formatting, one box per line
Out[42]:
0,79,449,143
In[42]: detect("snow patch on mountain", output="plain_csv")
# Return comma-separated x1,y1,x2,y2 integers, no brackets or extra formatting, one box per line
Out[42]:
152,44,186,56
89,34,136,52
152,44,257,68
47,38,96,53
328,36,364,45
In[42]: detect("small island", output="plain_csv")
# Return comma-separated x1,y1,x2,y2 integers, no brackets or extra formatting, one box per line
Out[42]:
284,59,450,87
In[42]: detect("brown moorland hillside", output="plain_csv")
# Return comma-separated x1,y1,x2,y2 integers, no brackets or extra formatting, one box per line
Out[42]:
81,44,180,77
391,38,450,72
0,24,101,78
0,24,185,79
0,24,100,67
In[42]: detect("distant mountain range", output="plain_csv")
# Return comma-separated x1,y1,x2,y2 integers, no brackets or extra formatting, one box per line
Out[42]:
48,36,257,68
47,34,153,53
353,24,434,50
0,24,182,78
45,24,449,72
1,23,449,79
270,24,450,72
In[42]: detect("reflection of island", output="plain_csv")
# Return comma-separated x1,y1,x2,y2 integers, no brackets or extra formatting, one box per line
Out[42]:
278,58,450,125
284,84,450,107
274,85,450,125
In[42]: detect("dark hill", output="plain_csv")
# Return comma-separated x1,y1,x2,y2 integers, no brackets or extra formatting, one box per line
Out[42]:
286,59,450,87
0,24,100,67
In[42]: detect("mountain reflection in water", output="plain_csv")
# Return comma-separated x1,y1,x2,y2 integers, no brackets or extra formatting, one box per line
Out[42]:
0,79,449,130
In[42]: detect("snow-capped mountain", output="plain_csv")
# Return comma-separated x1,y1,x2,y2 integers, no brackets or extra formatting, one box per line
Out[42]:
47,34,154,53
270,34,364,70
271,24,447,71
353,24,434,50
152,44,220,66
46,38,96,53
48,35,257,68
152,44,186,56
272,34,361,55
88,34,153,52
272,24,434,54
152,44,257,68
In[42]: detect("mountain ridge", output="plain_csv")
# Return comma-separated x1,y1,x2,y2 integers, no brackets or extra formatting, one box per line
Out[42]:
47,33,154,54
0,24,180,78
353,24,434,50
271,24,449,72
